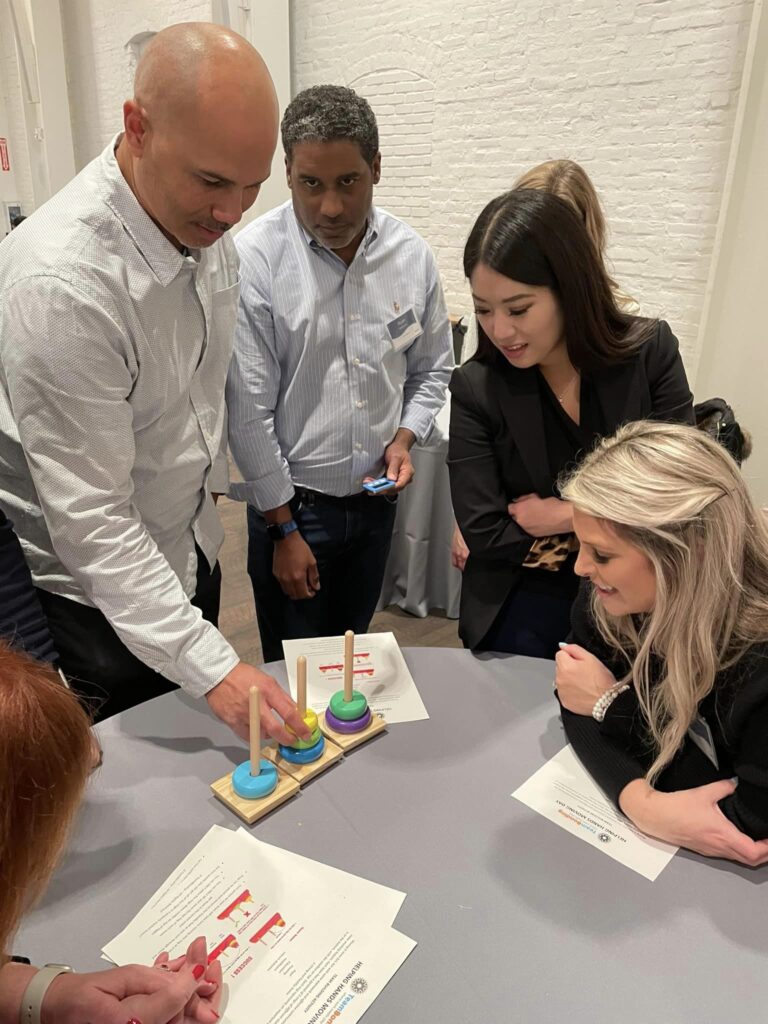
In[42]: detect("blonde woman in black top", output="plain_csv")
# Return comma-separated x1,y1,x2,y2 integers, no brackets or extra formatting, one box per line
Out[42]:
557,421,768,863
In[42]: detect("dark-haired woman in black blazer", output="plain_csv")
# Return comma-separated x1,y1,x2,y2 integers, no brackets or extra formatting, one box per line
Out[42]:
448,189,694,658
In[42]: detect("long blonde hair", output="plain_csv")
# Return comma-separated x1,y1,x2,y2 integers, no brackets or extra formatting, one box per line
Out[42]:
560,421,768,783
0,645,92,958
514,159,637,312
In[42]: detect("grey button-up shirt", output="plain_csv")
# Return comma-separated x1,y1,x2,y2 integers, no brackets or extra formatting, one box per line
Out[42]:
0,138,240,696
227,201,453,510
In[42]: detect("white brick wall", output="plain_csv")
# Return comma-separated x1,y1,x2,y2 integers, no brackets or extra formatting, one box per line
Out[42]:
292,0,755,369
60,0,212,168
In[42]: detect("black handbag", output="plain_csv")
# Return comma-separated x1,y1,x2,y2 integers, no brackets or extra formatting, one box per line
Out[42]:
694,397,751,466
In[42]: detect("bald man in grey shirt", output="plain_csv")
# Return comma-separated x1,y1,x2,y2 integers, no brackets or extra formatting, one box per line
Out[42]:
0,24,307,746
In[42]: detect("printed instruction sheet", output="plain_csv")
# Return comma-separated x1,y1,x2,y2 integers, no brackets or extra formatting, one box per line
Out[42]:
512,745,678,881
282,632,428,724
104,825,415,1023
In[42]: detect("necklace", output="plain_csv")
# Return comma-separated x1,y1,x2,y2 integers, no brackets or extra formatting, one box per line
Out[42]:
556,373,579,404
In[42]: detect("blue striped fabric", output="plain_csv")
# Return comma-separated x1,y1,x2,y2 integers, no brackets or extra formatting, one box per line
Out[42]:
227,201,453,510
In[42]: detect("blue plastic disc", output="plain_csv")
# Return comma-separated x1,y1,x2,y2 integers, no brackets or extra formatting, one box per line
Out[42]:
232,759,278,799
278,735,326,764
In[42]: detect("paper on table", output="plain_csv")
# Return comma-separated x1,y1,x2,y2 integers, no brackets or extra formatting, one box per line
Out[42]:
282,631,428,724
230,827,406,926
512,745,678,881
104,825,415,1023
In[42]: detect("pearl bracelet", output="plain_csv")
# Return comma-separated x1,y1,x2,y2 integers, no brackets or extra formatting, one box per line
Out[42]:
592,683,630,722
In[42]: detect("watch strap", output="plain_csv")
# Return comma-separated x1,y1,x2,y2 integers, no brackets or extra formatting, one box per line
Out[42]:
267,519,299,541
20,965,71,1024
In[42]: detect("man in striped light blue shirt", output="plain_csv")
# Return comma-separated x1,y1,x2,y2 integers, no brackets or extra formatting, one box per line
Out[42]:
228,85,453,662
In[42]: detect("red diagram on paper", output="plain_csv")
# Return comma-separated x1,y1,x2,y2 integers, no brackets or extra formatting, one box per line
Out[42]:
217,889,253,923
249,912,286,944
0,139,9,172
207,934,239,963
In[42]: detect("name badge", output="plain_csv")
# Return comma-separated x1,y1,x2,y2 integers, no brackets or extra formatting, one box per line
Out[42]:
688,714,719,769
386,308,421,352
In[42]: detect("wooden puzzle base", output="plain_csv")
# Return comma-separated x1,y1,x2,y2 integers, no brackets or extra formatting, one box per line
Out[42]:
262,736,344,784
320,712,387,752
211,767,300,825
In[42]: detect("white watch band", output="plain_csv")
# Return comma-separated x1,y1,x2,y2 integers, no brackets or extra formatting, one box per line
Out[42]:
19,965,71,1024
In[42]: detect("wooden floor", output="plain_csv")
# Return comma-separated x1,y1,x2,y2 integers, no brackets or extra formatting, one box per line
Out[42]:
217,495,461,665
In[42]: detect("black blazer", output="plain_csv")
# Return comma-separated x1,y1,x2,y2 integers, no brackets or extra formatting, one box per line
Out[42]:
448,321,694,649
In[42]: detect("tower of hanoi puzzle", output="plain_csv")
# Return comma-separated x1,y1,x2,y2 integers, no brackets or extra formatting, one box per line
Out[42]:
320,630,387,751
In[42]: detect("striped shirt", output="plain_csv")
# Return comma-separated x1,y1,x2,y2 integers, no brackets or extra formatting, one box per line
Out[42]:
227,201,453,509
0,139,240,697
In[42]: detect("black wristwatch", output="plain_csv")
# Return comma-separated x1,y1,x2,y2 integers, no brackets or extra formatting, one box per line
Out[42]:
266,519,299,542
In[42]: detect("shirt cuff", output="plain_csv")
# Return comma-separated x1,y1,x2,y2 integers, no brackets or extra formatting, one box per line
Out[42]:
209,450,230,495
399,406,436,447
228,469,295,511
160,620,241,698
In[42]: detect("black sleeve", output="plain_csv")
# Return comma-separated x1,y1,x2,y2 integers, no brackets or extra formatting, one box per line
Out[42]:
448,368,534,564
718,694,768,841
0,507,58,664
646,321,695,425
560,585,648,806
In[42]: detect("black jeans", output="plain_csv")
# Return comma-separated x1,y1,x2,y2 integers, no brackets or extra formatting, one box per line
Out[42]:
248,489,397,665
476,568,579,659
36,548,221,721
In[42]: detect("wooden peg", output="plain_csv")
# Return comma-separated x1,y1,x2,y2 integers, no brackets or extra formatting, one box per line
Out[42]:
249,686,260,775
344,630,354,702
297,655,307,717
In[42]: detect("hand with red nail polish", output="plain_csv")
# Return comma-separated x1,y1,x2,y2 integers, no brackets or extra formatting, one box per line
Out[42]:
11,937,223,1024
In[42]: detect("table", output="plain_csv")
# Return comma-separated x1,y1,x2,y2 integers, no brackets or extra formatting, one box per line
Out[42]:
378,398,462,618
19,650,767,1022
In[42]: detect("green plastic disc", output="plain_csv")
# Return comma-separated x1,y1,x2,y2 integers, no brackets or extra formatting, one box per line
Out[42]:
329,689,368,721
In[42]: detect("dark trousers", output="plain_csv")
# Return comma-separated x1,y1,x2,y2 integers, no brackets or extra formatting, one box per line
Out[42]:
248,489,397,665
36,549,221,722
476,571,579,660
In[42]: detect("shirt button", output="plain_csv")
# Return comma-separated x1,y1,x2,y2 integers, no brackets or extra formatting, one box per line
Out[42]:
355,442,362,450
356,401,364,409
353,357,361,366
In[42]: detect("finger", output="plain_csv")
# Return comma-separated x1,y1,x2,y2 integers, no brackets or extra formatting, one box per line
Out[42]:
397,463,414,488
557,642,585,659
185,935,209,968
260,681,310,742
308,564,321,591
705,778,738,803
385,455,403,481
96,964,175,1000
121,965,201,1024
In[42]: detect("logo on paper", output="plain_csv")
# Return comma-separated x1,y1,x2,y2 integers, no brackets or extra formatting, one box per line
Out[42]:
598,833,611,844
351,977,368,994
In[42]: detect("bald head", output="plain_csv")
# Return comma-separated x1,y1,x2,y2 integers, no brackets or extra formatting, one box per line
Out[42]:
117,22,279,250
134,22,275,131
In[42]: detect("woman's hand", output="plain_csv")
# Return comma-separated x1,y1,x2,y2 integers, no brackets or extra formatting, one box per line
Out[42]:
41,937,221,1024
555,644,618,715
619,778,768,867
451,524,469,571
508,495,573,537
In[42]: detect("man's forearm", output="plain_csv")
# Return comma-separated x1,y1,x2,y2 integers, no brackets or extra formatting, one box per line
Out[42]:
263,502,295,525
390,427,417,451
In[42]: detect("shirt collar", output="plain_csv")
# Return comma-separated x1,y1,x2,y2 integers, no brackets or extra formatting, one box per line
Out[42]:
294,204,380,260
98,134,202,287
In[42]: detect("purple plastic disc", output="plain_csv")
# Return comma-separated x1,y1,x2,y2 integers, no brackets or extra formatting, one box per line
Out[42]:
325,706,372,734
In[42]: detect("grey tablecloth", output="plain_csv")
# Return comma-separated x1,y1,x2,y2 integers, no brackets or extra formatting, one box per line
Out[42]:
378,398,461,618
18,649,767,1022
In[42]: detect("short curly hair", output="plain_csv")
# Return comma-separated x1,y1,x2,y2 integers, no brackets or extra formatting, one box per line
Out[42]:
281,85,379,165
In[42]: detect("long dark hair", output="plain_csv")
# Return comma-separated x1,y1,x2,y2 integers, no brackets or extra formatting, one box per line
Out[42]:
464,189,655,373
